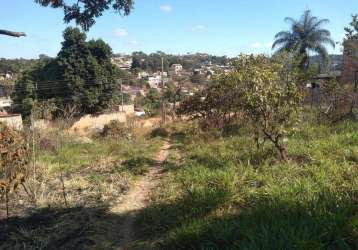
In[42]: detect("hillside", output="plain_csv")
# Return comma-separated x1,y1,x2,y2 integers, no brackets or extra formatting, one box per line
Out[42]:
309,54,343,71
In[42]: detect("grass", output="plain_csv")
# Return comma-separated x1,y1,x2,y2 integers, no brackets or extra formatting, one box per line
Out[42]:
0,126,162,249
134,120,358,249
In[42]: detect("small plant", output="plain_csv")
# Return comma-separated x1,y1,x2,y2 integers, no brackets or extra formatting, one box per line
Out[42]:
101,120,131,139
150,127,169,138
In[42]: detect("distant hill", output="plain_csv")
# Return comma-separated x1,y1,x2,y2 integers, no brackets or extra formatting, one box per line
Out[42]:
309,54,342,72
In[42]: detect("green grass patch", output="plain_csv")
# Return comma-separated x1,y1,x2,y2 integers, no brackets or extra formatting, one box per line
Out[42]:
134,120,358,249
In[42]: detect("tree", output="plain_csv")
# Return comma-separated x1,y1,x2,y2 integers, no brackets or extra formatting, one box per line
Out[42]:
235,55,302,160
134,89,161,116
13,27,121,117
1,0,134,37
272,10,335,70
178,54,302,160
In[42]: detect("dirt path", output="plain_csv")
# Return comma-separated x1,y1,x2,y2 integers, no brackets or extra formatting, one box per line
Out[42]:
109,140,170,249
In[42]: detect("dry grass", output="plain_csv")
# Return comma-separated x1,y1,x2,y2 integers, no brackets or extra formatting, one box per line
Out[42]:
0,120,162,249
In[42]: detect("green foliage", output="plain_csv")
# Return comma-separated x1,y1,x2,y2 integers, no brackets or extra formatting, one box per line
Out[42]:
131,51,229,72
233,55,302,160
179,54,302,160
344,14,358,40
273,10,335,69
0,58,37,75
101,120,131,139
178,75,241,129
150,127,169,138
134,88,161,116
135,120,358,249
13,27,121,117
34,0,134,31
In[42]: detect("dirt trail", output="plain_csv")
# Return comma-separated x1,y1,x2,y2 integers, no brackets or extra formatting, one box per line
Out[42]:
110,140,170,249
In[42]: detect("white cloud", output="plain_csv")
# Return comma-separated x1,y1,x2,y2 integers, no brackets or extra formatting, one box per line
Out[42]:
160,5,172,13
250,42,262,48
114,28,128,38
194,24,206,30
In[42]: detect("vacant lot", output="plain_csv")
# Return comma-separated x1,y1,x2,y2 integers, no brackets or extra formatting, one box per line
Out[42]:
134,120,358,249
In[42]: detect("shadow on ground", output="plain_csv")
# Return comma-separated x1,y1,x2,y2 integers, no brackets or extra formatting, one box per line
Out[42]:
0,205,126,250
1,189,356,250
131,190,358,250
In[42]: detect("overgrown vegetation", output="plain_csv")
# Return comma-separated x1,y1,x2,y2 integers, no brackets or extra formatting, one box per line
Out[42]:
0,123,30,218
179,54,303,160
134,119,358,249
0,122,161,249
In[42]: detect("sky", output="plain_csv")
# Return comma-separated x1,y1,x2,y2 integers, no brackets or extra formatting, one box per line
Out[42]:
0,0,356,59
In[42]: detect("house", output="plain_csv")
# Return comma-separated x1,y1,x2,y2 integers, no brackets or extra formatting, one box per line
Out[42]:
147,72,169,88
137,71,149,79
111,54,133,70
0,72,14,81
170,64,183,75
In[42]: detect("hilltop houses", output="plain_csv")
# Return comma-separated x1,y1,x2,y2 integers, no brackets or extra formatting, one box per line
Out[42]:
170,64,183,75
111,54,133,70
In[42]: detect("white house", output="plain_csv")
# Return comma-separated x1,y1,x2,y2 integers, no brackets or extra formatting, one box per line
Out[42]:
171,64,183,75
0,72,14,80
148,72,169,88
137,71,149,79
111,54,133,70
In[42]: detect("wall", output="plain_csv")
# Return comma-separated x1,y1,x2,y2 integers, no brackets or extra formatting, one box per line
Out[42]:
0,98,12,108
0,114,23,130
114,104,135,114
70,112,127,135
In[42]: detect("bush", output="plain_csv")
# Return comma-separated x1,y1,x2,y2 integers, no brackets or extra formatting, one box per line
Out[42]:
0,123,30,217
150,127,169,138
101,120,131,139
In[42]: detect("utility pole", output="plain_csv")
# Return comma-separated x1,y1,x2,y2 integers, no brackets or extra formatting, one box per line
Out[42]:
32,82,38,180
120,78,124,112
161,57,166,125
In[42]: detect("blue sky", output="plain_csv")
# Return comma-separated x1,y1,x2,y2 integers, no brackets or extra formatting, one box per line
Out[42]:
1,0,356,58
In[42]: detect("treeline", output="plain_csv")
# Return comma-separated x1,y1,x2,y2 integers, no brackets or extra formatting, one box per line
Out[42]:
130,51,230,72
0,58,38,74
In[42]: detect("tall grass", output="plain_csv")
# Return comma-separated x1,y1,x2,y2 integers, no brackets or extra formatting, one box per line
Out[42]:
135,120,358,249
0,125,162,249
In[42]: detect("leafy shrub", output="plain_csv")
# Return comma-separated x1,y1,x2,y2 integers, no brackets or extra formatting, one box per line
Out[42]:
150,127,169,138
101,120,131,139
234,54,302,160
178,54,302,160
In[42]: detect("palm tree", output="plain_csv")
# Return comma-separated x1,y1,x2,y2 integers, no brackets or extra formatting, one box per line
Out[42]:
272,10,335,70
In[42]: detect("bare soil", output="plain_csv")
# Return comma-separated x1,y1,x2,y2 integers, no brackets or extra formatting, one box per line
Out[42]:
91,140,170,250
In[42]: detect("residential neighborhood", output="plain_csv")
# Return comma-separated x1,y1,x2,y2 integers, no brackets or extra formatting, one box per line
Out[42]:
1,1,358,249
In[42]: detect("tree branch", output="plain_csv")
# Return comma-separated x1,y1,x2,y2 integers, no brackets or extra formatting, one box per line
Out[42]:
0,29,26,37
